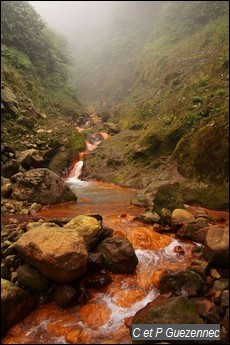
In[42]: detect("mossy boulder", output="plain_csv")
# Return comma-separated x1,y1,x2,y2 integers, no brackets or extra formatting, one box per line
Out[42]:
153,182,184,213
1,279,35,334
173,116,228,185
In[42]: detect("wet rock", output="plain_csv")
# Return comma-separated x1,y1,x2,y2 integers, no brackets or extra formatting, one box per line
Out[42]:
84,271,112,289
159,208,172,225
1,159,20,178
80,303,111,329
95,237,138,273
140,211,160,224
132,193,149,208
12,168,77,204
87,252,103,273
13,224,88,283
159,269,204,297
54,284,82,308
17,264,50,292
131,295,203,327
63,215,104,250
1,279,35,334
204,226,229,267
171,209,196,229
191,297,220,323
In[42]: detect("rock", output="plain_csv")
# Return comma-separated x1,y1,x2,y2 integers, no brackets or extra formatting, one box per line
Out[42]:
171,209,196,229
12,168,77,204
159,269,204,297
15,149,44,169
221,290,229,307
191,297,220,323
131,295,203,327
159,208,172,225
210,268,221,279
84,271,112,289
1,263,11,281
222,308,229,332
153,182,184,213
13,224,88,283
29,203,41,215
103,122,120,134
1,159,20,178
63,215,104,250
87,252,103,273
1,86,19,117
132,193,149,208
95,237,138,273
1,183,12,198
1,279,35,334
17,264,50,292
204,226,229,267
187,260,209,280
10,172,24,183
213,278,229,292
140,211,160,224
54,284,82,308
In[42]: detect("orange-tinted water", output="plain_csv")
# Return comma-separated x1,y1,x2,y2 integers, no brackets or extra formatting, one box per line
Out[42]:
2,179,197,344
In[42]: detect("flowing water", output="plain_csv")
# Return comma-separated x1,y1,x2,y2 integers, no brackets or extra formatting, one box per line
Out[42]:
2,134,202,344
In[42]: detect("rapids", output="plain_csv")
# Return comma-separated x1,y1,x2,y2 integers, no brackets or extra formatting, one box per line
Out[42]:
2,174,196,344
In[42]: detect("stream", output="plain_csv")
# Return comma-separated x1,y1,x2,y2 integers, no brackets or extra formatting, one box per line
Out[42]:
2,158,197,344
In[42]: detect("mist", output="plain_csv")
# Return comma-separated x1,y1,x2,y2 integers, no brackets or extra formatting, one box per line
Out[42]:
29,1,120,46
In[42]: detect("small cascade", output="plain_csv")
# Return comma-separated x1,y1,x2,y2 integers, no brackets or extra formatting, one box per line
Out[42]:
66,128,110,184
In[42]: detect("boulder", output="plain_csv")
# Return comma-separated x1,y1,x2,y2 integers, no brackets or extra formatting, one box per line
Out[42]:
16,149,44,169
17,264,50,292
140,211,160,224
131,295,203,327
1,159,20,178
159,269,204,297
1,279,35,334
171,209,196,228
13,223,88,283
63,215,104,250
191,297,220,323
1,86,19,117
55,284,82,308
12,168,77,204
95,237,138,273
153,182,184,213
204,226,229,267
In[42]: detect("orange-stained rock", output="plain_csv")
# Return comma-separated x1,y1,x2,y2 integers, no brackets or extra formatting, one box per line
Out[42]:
113,289,145,308
66,329,90,344
80,303,111,329
151,270,166,288
13,225,88,283
127,228,171,250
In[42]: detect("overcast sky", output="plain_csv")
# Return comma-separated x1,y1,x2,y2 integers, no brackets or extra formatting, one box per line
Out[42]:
29,1,117,44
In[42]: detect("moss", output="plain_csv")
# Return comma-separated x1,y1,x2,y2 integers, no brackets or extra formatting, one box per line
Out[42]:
153,182,184,213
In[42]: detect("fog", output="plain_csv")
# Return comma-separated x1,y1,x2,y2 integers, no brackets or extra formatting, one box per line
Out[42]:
29,1,119,46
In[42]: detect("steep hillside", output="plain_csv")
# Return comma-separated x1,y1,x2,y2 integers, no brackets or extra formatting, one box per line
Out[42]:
1,1,87,174
80,1,229,210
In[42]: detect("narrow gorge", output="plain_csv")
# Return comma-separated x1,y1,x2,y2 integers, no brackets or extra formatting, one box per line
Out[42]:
1,1,229,344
